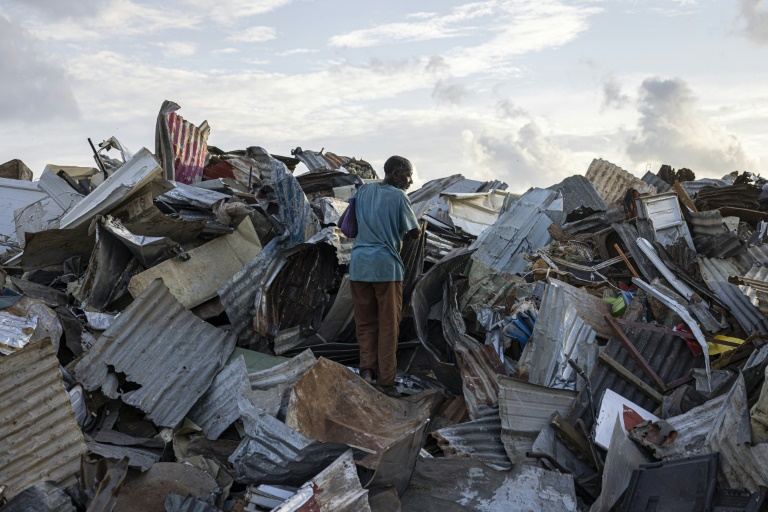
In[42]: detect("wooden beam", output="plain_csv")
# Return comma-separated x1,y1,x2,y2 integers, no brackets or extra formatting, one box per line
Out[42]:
605,315,669,392
673,180,697,212
598,353,664,404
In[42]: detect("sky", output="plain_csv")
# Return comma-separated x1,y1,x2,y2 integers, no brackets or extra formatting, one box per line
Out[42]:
1,0,767,193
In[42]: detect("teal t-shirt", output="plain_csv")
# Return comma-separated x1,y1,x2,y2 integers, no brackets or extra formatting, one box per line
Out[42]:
349,183,419,282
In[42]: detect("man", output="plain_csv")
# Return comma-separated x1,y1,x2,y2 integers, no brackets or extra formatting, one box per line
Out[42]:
344,155,420,397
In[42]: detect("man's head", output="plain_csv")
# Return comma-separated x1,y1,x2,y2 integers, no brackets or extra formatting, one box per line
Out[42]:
383,155,414,190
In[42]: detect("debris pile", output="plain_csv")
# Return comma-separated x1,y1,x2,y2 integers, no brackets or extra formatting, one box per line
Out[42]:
1,101,768,511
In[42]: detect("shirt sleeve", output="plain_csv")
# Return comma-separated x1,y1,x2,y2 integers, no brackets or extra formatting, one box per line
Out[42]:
399,194,419,235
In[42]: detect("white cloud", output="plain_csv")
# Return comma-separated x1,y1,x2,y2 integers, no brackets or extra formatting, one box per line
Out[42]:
626,77,759,176
739,0,768,45
432,80,471,105
211,47,240,55
601,75,630,110
179,0,293,24
228,26,277,43
154,41,197,58
276,48,320,56
0,12,79,121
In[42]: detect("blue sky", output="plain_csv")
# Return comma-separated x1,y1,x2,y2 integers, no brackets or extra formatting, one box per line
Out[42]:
1,0,766,192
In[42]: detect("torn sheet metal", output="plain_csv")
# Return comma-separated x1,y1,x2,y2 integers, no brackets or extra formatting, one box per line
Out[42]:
19,226,92,271
549,278,613,339
548,174,608,221
188,356,252,440
641,171,672,193
408,174,466,219
454,344,505,420
585,158,656,205
272,451,371,512
74,280,236,427
219,161,317,345
77,219,134,311
364,420,429,496
158,182,229,210
248,349,317,416
518,282,598,391
698,257,768,335
441,190,513,237
312,196,349,225
0,177,48,252
230,396,353,486
38,168,84,211
400,458,578,512
636,237,697,301
590,418,649,512
85,436,161,472
292,147,334,171
1,295,63,354
13,196,66,248
470,188,565,276
706,374,768,492
307,226,353,264
155,100,210,184
319,275,354,342
295,170,363,198
497,376,577,462
129,216,262,309
101,215,180,267
637,192,694,249
60,148,163,229
252,242,342,338
739,264,768,316
0,341,87,500
0,310,38,354
286,358,438,470
431,407,511,470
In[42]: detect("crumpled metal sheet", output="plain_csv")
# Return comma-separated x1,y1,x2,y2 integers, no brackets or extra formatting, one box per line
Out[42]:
286,358,440,470
518,283,598,391
78,217,134,311
158,182,229,210
248,349,317,416
20,225,95,271
497,376,576,463
469,188,565,276
219,161,318,345
311,196,349,225
60,148,163,230
85,435,161,472
705,373,768,492
431,406,511,470
74,280,236,427
101,215,179,267
641,171,672,193
584,158,656,205
0,310,38,355
272,451,371,512
307,226,353,264
0,341,87,500
1,296,62,355
698,256,768,335
0,482,76,512
400,458,578,512
188,356,252,440
442,190,514,237
164,493,219,512
548,174,608,221
611,221,662,283
155,100,210,184
365,420,429,496
454,344,505,421
230,395,353,486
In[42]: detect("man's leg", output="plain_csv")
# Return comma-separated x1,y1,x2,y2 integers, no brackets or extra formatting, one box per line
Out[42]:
373,281,403,387
350,281,379,377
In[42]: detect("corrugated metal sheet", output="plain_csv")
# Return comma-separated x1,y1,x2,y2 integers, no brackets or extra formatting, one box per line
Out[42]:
518,283,598,391
248,349,317,419
689,210,727,237
548,175,608,220
321,151,348,170
740,265,768,315
695,183,762,211
562,208,625,234
0,341,87,500
155,100,210,184
272,451,370,512
470,188,565,276
59,148,163,229
188,356,251,440
697,257,768,335
550,278,613,339
681,177,732,199
584,158,656,205
74,280,236,427
408,174,466,219
230,396,354,486
292,147,332,172
568,323,703,431
85,438,160,472
498,376,577,462
431,406,511,470
641,171,671,193
454,344,505,421
219,163,318,345
611,221,662,282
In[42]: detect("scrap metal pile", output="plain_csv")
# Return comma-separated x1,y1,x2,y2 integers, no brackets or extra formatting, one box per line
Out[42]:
1,102,768,511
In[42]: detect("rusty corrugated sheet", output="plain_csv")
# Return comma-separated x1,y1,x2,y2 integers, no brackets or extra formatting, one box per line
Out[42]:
585,158,656,205
321,151,348,170
455,344,505,421
698,257,768,335
155,100,210,184
0,341,87,500
74,280,236,427
431,406,511,470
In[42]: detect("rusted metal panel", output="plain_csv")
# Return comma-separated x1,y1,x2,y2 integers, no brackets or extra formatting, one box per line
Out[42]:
431,407,511,470
0,341,87,500
455,344,505,420
585,158,655,206
74,279,236,427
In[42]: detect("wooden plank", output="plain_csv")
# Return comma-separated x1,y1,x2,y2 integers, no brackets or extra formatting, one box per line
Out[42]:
598,353,664,404
673,180,697,212
605,315,669,392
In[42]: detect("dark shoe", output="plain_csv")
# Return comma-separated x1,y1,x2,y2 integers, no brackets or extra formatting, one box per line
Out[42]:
376,385,400,398
361,369,374,384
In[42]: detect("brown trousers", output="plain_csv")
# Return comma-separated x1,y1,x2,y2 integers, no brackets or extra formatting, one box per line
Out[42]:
350,281,403,386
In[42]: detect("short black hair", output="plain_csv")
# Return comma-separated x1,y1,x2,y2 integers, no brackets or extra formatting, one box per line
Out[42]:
384,155,412,176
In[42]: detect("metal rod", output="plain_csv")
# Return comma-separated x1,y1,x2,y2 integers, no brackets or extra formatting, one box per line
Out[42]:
605,315,668,391
88,138,109,180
